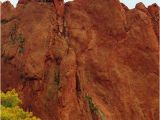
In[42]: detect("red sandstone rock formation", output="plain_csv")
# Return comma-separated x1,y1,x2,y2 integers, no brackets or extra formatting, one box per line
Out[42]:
1,0,159,120
148,3,159,39
18,0,53,4
18,0,64,16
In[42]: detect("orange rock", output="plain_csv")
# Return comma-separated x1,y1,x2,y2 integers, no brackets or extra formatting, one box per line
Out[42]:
54,0,64,16
148,3,159,39
1,1,14,20
1,0,159,120
135,2,148,14
121,3,129,12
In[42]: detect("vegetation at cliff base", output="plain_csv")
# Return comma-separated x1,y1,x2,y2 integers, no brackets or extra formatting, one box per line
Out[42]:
0,89,40,120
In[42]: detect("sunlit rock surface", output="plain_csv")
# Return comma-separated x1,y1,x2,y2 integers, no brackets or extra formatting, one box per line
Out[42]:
1,0,159,120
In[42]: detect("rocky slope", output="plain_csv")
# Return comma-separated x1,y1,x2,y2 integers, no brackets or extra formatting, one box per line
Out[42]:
1,0,159,120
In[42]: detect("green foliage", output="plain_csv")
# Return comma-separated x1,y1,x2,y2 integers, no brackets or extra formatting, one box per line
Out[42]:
17,34,25,53
84,95,107,120
0,89,40,120
1,106,39,120
1,89,21,108
9,24,17,44
54,70,60,87
84,95,98,113
9,25,25,54
98,110,107,120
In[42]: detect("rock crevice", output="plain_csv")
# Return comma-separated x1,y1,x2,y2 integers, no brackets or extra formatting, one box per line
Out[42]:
1,0,159,120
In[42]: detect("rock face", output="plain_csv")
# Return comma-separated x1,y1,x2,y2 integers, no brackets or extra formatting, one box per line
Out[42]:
1,0,159,120
147,4,159,39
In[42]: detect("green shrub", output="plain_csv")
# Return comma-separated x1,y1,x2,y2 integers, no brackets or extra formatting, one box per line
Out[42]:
9,25,25,54
16,33,25,54
0,89,40,120
1,89,21,108
9,24,17,44
84,95,98,113
54,70,60,87
84,94,107,120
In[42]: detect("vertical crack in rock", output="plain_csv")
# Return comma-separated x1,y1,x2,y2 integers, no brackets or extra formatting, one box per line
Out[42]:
1,0,159,120
54,64,61,88
76,71,81,96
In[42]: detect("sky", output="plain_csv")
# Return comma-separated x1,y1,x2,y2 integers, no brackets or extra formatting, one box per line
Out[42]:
0,0,160,8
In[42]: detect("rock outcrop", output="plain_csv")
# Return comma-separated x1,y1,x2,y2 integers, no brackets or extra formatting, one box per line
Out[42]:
1,0,159,120
148,3,159,39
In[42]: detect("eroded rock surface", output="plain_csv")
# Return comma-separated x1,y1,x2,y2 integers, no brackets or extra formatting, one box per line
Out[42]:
1,0,159,120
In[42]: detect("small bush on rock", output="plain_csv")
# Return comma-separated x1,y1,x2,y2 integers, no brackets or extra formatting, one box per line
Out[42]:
84,95,98,113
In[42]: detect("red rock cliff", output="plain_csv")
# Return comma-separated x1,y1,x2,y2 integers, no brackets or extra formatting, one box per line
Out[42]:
1,0,159,120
